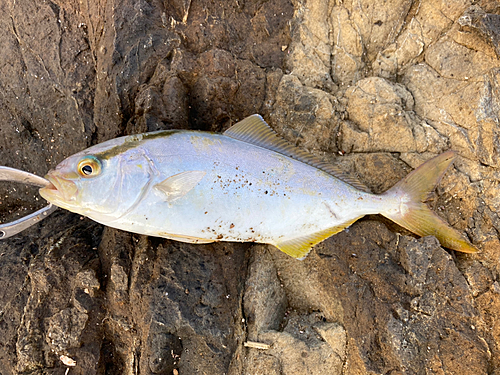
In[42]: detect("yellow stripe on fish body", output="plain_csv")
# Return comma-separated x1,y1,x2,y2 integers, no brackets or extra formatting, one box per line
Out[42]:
39,115,478,259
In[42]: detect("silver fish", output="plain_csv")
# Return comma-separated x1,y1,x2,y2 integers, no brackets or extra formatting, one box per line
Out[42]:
36,115,476,259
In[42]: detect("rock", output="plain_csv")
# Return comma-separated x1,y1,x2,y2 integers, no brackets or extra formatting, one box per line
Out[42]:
46,308,88,352
1,0,500,374
286,1,336,90
373,0,471,78
0,212,103,374
458,5,500,58
244,245,287,339
271,74,343,153
316,224,490,374
255,313,346,375
341,77,448,153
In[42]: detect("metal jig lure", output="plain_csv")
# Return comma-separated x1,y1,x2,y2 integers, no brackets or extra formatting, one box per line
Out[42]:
0,166,57,239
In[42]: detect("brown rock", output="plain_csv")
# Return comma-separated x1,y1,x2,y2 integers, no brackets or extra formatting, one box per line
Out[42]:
1,0,499,374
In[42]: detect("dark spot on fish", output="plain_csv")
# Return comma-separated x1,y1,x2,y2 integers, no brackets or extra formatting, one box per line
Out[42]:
217,234,223,239
204,211,208,214
230,223,234,229
323,202,338,219
264,191,268,194
374,20,383,26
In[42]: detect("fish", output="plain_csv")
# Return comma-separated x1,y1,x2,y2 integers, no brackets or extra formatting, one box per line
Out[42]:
38,114,477,259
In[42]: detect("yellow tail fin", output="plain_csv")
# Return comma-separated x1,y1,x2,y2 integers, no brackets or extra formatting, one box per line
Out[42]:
382,151,478,253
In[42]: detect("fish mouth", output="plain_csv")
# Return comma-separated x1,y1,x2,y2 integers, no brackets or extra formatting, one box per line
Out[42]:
39,172,78,206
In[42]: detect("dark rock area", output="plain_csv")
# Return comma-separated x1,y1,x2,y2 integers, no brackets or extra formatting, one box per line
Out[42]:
1,0,500,374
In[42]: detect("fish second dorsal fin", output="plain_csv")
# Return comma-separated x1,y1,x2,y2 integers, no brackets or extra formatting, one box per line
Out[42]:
224,115,369,192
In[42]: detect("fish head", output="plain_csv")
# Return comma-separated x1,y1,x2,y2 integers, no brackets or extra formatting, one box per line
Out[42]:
40,140,154,222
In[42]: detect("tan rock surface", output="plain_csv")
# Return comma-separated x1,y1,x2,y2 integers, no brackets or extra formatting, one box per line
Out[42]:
0,0,499,374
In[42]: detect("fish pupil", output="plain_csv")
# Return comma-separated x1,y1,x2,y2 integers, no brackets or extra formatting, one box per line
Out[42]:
82,165,93,175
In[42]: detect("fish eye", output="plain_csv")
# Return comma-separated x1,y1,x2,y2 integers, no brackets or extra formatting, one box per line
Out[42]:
81,165,93,175
77,156,102,178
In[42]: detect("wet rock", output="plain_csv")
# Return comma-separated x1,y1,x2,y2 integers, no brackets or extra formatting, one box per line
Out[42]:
1,0,500,374
270,74,343,153
0,212,103,374
97,228,248,375
316,223,490,374
46,308,88,352
146,322,183,374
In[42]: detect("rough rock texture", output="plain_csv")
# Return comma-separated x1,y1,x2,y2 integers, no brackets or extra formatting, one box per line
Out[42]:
0,0,499,374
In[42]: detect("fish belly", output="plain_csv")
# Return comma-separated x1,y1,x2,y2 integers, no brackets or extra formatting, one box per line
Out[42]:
100,133,377,245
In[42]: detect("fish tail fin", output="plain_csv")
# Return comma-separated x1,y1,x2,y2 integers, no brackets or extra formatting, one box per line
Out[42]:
381,151,478,253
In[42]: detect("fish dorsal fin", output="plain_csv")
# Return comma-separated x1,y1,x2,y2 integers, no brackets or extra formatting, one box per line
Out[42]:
224,115,369,192
154,171,206,202
275,217,360,259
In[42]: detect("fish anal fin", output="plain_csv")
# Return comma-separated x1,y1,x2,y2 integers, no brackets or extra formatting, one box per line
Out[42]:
224,115,369,192
275,218,360,259
154,171,206,202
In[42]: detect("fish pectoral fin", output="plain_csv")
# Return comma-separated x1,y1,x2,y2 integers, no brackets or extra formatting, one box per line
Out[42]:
275,218,360,260
154,171,206,202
